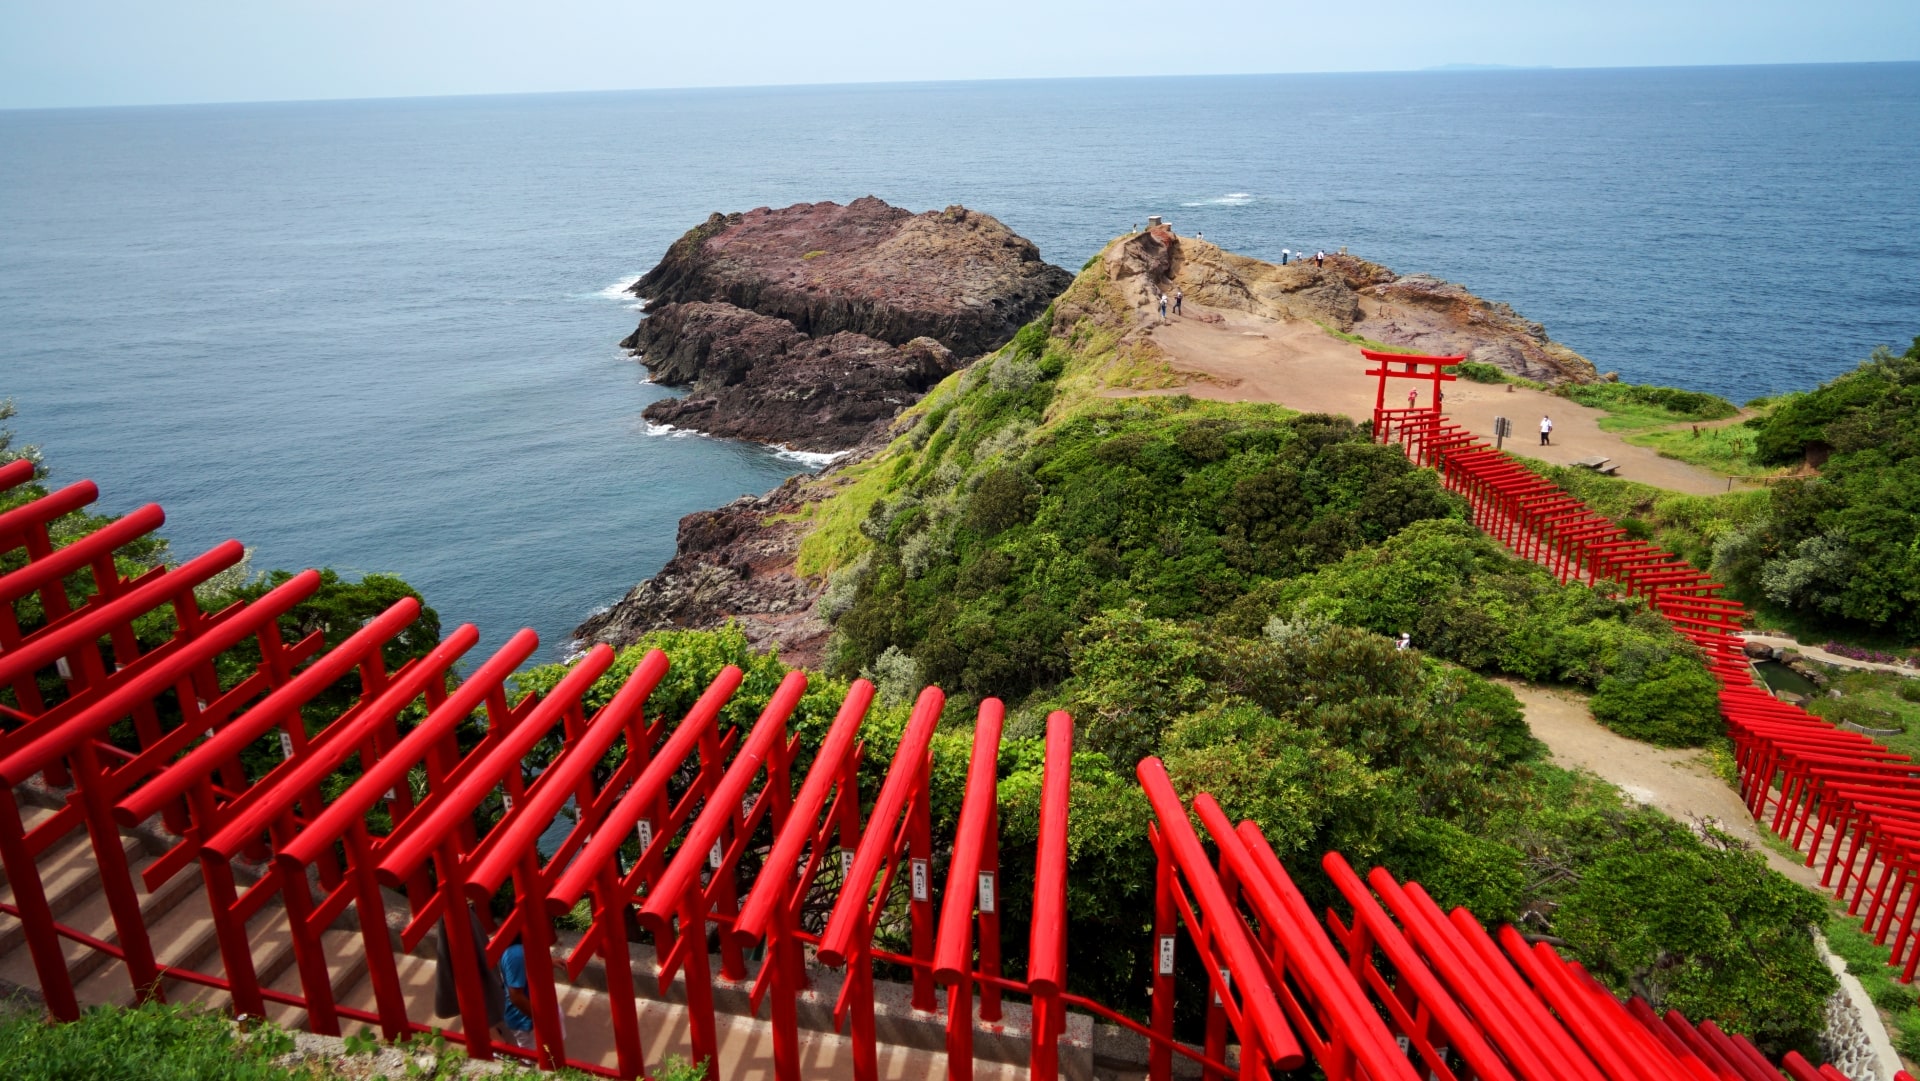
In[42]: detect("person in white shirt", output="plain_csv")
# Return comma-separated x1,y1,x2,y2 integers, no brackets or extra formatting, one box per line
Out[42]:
1540,415,1553,446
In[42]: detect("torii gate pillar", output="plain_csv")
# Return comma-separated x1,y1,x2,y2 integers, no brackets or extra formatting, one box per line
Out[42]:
1361,348,1466,440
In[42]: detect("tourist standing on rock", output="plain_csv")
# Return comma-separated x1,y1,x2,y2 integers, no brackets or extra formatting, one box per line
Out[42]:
1540,415,1553,446
1282,248,1291,265
1174,289,1184,315
1315,250,1325,267
1158,293,1168,320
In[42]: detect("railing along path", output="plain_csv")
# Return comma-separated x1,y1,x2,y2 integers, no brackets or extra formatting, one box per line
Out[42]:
1377,404,1920,1001
0,455,1890,1081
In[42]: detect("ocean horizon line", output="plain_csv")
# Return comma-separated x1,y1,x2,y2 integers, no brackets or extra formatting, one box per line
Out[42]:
5,58,1918,115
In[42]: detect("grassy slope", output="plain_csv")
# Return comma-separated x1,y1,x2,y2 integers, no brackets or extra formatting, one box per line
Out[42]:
796,248,1264,579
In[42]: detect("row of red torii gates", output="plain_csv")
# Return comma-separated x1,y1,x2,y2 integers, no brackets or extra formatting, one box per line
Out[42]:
0,427,1899,1081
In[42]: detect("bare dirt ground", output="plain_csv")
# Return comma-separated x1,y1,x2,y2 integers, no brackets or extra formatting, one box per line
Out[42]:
1502,680,1822,889
1117,302,1730,496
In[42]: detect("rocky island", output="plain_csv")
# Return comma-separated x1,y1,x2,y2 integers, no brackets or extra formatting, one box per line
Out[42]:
623,196,1072,452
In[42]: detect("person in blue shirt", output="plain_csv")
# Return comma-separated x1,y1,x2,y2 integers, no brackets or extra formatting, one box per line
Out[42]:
498,937,535,1050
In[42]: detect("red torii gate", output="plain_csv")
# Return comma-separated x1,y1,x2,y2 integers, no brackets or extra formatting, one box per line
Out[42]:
0,460,1906,1081
1363,347,1466,432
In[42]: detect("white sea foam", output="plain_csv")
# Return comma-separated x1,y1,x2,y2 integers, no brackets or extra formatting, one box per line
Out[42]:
772,445,849,468
1180,193,1255,207
640,418,843,469
598,275,643,301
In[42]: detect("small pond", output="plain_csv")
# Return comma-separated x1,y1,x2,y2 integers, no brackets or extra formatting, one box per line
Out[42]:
1753,660,1821,698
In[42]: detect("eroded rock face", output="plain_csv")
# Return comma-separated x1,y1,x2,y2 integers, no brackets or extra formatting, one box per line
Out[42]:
635,197,1069,355
626,302,955,450
625,197,1070,450
1352,273,1598,384
1102,229,1598,384
573,475,833,666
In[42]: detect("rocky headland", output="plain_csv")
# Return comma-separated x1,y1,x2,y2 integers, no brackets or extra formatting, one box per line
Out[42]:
581,222,1609,661
623,196,1072,451
1102,226,1600,383
580,198,1069,658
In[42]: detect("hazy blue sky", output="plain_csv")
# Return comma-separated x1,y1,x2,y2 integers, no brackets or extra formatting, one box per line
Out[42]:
4,0,1918,109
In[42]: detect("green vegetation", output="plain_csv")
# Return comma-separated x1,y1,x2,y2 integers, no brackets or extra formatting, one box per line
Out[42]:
832,404,1461,701
0,1003,309,1081
1522,462,1771,578
729,264,1835,1049
1805,667,1920,759
1628,422,1770,474
1824,912,1920,1062
0,995,670,1080
1541,379,1783,476
1557,380,1739,433
1545,813,1832,1050
536,613,1831,1053
1220,519,1722,746
1455,360,1545,389
1538,339,1920,644
0,1001,584,1081
1717,337,1920,640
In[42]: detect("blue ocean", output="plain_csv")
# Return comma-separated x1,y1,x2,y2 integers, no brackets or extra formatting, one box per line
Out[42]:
3,65,1916,655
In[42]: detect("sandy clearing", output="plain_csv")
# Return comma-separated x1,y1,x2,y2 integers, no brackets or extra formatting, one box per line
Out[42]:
1502,680,1822,889
1118,303,1730,496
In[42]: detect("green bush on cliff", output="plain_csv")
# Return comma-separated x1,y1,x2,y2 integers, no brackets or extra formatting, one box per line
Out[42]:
1221,519,1723,745
1715,336,1920,639
1553,815,1834,1057
1560,380,1739,425
833,403,1463,700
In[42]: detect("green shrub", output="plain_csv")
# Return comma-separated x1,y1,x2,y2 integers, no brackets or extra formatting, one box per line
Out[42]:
1555,818,1834,1058
1589,652,1724,745
1381,817,1526,920
1455,360,1507,384
1730,337,1920,638
1562,381,1739,422
1244,519,1723,744
0,1002,306,1081
836,405,1463,701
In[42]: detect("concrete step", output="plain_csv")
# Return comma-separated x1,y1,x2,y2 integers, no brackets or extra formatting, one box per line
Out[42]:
331,943,1039,1079
263,927,371,1030
167,902,302,1016
0,820,147,953
61,863,214,1004
0,849,203,995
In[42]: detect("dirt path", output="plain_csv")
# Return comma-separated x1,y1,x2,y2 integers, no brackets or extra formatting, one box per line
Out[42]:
1501,680,1822,889
1120,304,1730,496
